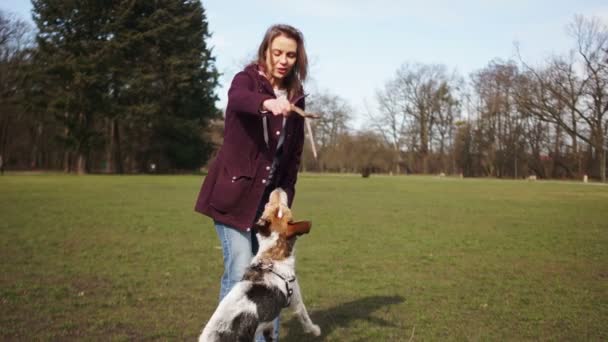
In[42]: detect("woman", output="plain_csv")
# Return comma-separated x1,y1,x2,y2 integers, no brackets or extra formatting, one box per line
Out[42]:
194,24,308,340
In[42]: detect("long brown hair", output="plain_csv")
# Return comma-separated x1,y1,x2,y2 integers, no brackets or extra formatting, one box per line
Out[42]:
255,24,308,99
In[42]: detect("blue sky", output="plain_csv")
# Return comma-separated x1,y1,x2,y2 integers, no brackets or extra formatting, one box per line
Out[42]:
3,0,608,128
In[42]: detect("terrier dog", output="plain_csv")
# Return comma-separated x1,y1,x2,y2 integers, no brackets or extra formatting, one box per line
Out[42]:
199,188,321,341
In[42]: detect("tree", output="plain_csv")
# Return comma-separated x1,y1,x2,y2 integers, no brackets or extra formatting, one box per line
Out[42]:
430,81,461,173
30,0,219,173
371,80,409,173
0,10,34,173
31,1,115,173
106,0,220,172
517,15,608,181
308,93,351,149
471,60,527,178
453,120,475,176
307,92,351,171
350,130,393,176
373,63,461,174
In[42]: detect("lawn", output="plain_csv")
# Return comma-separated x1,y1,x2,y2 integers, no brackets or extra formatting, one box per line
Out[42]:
1,174,607,341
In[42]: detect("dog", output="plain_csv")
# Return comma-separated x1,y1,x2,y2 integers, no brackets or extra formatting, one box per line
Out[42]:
199,188,321,341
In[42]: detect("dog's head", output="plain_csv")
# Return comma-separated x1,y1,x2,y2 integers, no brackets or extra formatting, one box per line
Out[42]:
256,188,311,239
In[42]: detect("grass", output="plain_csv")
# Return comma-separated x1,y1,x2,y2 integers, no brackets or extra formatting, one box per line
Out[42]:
0,173,607,341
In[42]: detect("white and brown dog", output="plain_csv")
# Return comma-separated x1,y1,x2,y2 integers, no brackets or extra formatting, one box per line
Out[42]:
199,188,321,342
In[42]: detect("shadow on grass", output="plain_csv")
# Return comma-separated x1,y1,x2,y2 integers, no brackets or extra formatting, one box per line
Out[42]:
282,295,405,341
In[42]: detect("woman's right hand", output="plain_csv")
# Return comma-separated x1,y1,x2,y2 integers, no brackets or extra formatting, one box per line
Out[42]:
263,97,292,116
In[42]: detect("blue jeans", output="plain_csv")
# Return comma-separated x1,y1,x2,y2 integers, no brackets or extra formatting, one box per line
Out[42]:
214,221,280,341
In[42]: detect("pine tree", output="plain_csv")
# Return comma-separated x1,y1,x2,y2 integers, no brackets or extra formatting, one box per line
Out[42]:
31,0,114,173
31,0,219,173
106,0,219,172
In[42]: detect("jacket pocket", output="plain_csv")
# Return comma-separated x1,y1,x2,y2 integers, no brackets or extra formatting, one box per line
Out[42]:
209,164,254,213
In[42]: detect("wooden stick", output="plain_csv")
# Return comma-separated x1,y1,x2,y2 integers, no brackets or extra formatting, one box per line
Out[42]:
290,104,321,119
305,118,317,159
290,104,319,159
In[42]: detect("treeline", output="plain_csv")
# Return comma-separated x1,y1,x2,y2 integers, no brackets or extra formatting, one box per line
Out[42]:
0,1,219,174
1,6,606,181
300,15,607,181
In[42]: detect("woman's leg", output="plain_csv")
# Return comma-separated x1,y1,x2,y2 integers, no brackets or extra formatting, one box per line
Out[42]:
214,221,253,301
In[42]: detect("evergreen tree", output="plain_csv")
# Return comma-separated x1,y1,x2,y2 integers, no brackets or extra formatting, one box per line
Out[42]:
31,0,219,173
31,0,113,173
105,0,219,172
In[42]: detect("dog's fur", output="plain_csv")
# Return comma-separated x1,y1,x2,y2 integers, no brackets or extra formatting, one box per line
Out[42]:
199,188,320,341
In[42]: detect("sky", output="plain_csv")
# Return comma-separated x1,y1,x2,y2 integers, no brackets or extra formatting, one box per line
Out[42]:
3,0,608,129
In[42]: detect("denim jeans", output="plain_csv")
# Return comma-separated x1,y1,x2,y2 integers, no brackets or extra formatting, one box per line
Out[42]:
214,221,280,341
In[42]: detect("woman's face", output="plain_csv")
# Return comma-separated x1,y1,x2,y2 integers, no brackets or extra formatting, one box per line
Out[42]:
266,35,297,87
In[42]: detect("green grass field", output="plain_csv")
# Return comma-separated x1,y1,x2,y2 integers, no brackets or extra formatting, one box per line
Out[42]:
1,174,607,341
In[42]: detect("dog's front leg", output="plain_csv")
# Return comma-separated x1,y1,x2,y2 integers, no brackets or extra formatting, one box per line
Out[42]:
257,322,275,342
289,280,321,336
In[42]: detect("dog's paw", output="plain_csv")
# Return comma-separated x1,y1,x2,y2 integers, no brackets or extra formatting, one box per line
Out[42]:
306,324,321,336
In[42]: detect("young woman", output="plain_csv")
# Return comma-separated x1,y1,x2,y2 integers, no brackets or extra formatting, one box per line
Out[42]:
194,24,308,340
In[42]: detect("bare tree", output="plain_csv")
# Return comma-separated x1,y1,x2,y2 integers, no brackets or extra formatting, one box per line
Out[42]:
307,92,351,149
0,11,33,173
517,15,608,181
370,82,409,173
430,80,461,173
471,60,527,178
372,63,460,174
306,92,352,172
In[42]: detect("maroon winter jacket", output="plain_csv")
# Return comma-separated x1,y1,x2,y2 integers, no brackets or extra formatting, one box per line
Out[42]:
194,64,306,231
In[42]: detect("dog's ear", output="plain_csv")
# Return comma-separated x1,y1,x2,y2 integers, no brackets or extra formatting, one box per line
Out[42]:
285,221,312,239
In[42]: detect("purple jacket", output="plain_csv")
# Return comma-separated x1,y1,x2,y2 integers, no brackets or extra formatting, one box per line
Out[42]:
194,64,306,231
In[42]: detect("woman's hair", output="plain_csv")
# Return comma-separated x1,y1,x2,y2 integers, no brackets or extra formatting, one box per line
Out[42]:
255,24,308,99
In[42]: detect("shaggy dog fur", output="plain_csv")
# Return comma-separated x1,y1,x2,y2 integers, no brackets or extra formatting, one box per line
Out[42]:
199,188,320,341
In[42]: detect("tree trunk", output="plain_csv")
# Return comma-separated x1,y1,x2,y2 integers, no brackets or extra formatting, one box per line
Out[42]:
62,123,71,172
393,147,401,174
420,110,429,174
104,118,124,174
599,137,606,183
76,152,86,175
420,135,429,174
63,151,71,173
0,116,9,174
552,124,561,178
113,119,123,174
602,148,606,183
514,153,518,179
105,118,115,173
29,123,43,170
